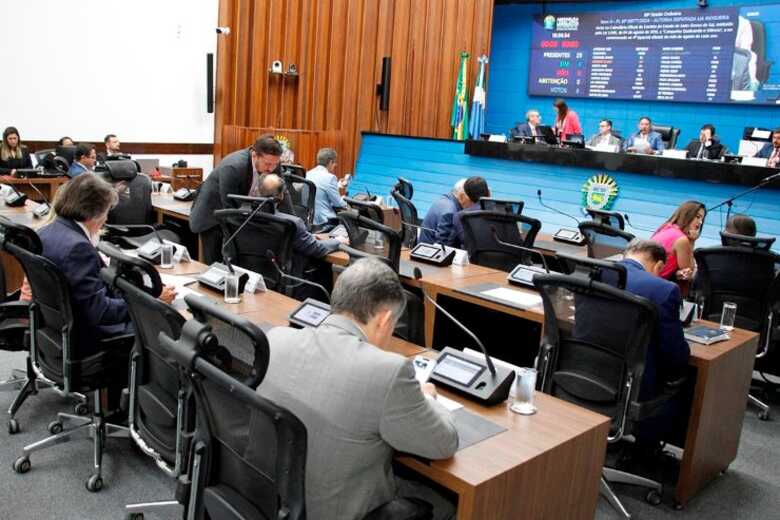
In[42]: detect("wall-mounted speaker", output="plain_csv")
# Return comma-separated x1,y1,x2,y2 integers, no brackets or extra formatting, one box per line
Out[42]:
206,53,214,114
376,57,391,112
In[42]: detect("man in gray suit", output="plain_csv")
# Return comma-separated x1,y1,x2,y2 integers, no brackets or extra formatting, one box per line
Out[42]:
258,258,459,520
588,119,621,148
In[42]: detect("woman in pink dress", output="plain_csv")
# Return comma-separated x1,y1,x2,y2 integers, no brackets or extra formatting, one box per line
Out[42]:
650,201,706,285
552,99,582,142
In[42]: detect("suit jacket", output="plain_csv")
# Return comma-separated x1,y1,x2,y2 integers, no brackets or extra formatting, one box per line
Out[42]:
623,131,665,153
685,139,725,160
756,142,778,159
419,192,462,246
67,161,90,178
620,259,690,400
38,218,130,354
258,315,458,520
273,209,341,259
451,204,480,249
587,133,621,147
509,122,540,139
306,165,346,225
190,148,254,233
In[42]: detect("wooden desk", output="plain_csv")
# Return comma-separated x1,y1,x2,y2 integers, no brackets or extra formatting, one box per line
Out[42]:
156,167,203,191
0,201,48,291
0,176,67,202
418,270,759,507
165,260,610,520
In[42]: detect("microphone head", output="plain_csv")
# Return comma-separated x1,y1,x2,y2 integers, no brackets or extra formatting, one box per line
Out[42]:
536,189,542,197
412,267,423,281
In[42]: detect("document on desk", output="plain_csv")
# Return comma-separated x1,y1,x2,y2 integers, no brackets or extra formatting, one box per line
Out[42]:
480,287,542,309
160,274,199,303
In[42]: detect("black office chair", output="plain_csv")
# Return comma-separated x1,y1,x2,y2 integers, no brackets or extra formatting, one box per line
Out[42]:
651,125,680,150
479,197,525,215
586,208,626,230
720,230,776,251
534,273,684,518
215,208,297,292
460,210,541,272
694,246,779,420
345,197,385,224
98,244,190,517
391,188,421,249
394,177,414,200
338,210,401,272
0,216,53,434
8,239,132,491
578,221,635,260
282,171,317,230
162,295,432,520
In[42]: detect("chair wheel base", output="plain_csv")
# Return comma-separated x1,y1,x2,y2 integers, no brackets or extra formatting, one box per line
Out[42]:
758,411,770,421
48,421,63,435
674,502,684,510
8,419,19,435
126,514,144,520
75,403,90,416
645,489,662,506
86,474,103,492
13,456,30,474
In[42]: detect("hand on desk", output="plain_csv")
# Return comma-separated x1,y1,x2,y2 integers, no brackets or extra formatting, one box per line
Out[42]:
159,285,178,304
421,382,438,399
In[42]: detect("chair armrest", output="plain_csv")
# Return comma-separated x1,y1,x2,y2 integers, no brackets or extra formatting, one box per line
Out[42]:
0,300,31,320
99,333,136,350
362,498,433,520
628,376,688,422
4,289,21,302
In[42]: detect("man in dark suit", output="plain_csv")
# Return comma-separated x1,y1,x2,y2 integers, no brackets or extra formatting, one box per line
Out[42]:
452,176,491,249
685,124,726,160
419,179,470,246
96,134,127,163
755,128,780,167
508,109,542,140
190,136,283,263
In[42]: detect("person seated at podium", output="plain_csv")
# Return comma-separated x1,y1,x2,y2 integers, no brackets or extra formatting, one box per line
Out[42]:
306,147,347,230
650,200,705,285
552,99,582,142
619,239,690,452
419,178,472,246
452,176,491,248
96,133,126,162
258,258,458,520
67,143,97,177
725,214,757,237
755,128,780,167
509,109,542,140
0,126,33,176
587,119,621,148
685,124,725,160
623,116,665,155
190,135,284,264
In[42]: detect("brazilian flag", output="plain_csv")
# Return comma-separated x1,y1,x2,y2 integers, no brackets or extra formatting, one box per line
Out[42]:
450,52,470,140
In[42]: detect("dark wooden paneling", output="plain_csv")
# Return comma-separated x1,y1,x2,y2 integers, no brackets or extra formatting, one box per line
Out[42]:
215,0,494,172
25,141,213,155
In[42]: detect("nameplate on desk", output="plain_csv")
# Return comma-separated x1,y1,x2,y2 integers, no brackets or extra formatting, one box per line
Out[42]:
742,156,769,168
661,149,688,160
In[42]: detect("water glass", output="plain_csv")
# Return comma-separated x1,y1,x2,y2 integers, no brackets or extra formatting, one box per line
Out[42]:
159,243,174,269
720,302,737,331
510,367,538,415
224,272,241,304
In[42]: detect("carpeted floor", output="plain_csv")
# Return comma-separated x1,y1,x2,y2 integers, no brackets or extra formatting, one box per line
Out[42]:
1,349,779,519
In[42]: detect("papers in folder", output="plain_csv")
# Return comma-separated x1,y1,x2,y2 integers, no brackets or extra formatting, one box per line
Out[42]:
160,274,200,302
480,287,542,309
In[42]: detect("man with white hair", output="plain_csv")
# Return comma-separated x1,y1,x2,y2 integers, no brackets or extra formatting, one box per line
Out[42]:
258,258,459,520
419,178,474,245
509,109,542,139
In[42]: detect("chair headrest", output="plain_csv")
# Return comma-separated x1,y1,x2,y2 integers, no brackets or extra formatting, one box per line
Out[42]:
103,160,139,182
651,125,673,139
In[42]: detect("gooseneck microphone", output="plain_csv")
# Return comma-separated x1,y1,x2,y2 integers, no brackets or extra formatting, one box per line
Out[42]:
265,249,331,304
413,267,496,376
491,227,549,273
2,183,27,207
536,189,580,226
27,178,50,218
622,214,656,234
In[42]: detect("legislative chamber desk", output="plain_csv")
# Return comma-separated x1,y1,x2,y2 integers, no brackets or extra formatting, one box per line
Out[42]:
161,260,610,520
0,175,68,203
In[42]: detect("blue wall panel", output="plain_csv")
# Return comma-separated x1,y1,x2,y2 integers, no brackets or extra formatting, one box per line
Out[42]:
486,0,780,153
355,134,780,248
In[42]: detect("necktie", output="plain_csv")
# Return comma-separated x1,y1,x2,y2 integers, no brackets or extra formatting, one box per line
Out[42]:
770,148,780,167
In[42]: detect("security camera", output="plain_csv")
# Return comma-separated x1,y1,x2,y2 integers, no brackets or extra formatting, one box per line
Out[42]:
216,27,231,35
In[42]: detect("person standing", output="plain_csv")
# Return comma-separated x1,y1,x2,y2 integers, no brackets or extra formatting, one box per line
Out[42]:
552,99,582,142
190,135,283,263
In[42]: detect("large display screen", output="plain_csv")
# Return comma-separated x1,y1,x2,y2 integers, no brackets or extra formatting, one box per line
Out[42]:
528,5,780,104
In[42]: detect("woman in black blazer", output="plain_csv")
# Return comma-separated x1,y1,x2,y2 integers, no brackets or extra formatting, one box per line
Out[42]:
0,126,33,175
